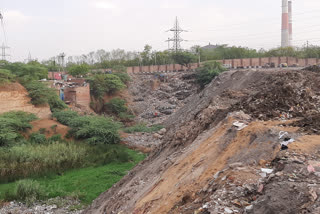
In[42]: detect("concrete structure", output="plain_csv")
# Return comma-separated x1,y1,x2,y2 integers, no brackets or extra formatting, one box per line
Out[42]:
126,57,320,74
288,1,293,46
281,0,290,47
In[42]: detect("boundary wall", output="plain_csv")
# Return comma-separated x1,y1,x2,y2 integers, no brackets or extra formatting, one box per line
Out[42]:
126,57,320,73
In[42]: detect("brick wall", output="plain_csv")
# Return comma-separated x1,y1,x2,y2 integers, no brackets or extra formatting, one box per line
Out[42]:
126,57,319,73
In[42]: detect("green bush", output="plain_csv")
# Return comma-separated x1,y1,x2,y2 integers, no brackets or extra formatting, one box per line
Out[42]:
48,134,62,142
196,61,226,88
87,74,125,99
105,98,128,115
2,61,48,81
29,132,47,144
0,69,16,85
111,65,131,84
53,110,122,144
123,123,164,133
0,111,37,146
15,180,46,205
52,110,79,126
23,81,67,111
68,115,122,145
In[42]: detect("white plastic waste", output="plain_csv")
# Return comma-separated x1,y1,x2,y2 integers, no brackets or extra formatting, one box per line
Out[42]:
233,121,248,131
261,168,274,174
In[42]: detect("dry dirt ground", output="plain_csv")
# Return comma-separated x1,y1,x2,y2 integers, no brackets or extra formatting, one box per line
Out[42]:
84,68,320,214
0,82,51,119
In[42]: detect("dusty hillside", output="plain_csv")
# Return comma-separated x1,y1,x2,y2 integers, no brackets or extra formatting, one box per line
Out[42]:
0,82,51,119
85,69,320,214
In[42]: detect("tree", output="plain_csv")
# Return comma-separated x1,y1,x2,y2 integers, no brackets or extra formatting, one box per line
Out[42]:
196,61,226,88
68,64,89,77
88,74,125,99
171,51,197,68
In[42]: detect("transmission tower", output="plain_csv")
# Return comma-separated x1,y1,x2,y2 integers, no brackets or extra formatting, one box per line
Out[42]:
1,43,10,61
0,12,10,61
166,17,187,52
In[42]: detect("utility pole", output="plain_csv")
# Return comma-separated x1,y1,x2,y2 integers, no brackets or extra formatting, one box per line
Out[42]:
58,53,66,71
166,17,187,52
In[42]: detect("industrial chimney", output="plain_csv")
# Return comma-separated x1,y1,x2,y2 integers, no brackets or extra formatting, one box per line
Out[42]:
281,0,290,47
288,1,293,46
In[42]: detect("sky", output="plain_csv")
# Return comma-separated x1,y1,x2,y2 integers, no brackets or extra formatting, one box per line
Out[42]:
1,0,320,62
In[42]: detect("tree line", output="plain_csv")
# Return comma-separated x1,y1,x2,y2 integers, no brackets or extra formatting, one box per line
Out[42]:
41,44,320,71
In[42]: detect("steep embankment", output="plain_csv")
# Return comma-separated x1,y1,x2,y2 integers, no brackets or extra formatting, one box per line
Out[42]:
85,69,320,214
0,82,51,118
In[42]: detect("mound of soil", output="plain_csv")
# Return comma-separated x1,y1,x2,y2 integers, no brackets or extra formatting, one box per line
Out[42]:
84,69,320,214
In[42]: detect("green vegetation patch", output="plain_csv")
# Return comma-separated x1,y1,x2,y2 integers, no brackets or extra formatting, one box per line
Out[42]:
0,111,37,146
23,81,67,111
53,110,122,145
123,123,164,133
87,74,125,99
0,145,145,205
0,69,16,85
196,61,226,88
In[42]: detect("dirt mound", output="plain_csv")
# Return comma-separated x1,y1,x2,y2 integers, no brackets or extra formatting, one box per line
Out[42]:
29,119,69,138
0,82,51,119
84,69,320,214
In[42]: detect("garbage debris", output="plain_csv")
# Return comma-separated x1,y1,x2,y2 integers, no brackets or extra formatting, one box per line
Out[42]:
261,168,274,174
233,121,248,131
303,65,320,72
279,131,295,150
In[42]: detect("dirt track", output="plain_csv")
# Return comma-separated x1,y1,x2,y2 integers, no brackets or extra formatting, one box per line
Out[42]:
84,69,320,214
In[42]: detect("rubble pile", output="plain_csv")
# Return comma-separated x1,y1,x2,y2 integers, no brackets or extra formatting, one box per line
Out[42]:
303,65,320,72
85,69,320,214
128,72,198,124
0,197,83,214
233,71,320,121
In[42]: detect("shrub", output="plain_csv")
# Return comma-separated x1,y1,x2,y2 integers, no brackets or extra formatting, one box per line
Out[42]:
112,65,131,84
87,74,125,99
2,61,48,81
48,134,62,142
52,110,79,126
23,81,67,111
15,180,46,205
0,69,16,85
53,110,122,144
29,132,47,144
0,111,37,146
105,98,128,115
196,61,226,88
68,115,122,145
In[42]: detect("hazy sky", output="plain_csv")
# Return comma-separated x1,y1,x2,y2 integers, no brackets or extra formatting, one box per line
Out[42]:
1,0,320,61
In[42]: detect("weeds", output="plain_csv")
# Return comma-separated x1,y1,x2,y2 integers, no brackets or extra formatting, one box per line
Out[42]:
123,123,164,133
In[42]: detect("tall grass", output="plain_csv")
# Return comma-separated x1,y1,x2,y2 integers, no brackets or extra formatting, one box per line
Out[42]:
0,142,133,183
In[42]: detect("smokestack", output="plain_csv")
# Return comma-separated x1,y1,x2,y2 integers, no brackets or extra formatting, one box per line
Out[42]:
288,1,293,46
281,0,290,47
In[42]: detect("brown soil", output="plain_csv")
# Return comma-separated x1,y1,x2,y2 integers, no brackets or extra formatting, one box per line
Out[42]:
29,119,69,138
0,82,51,119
